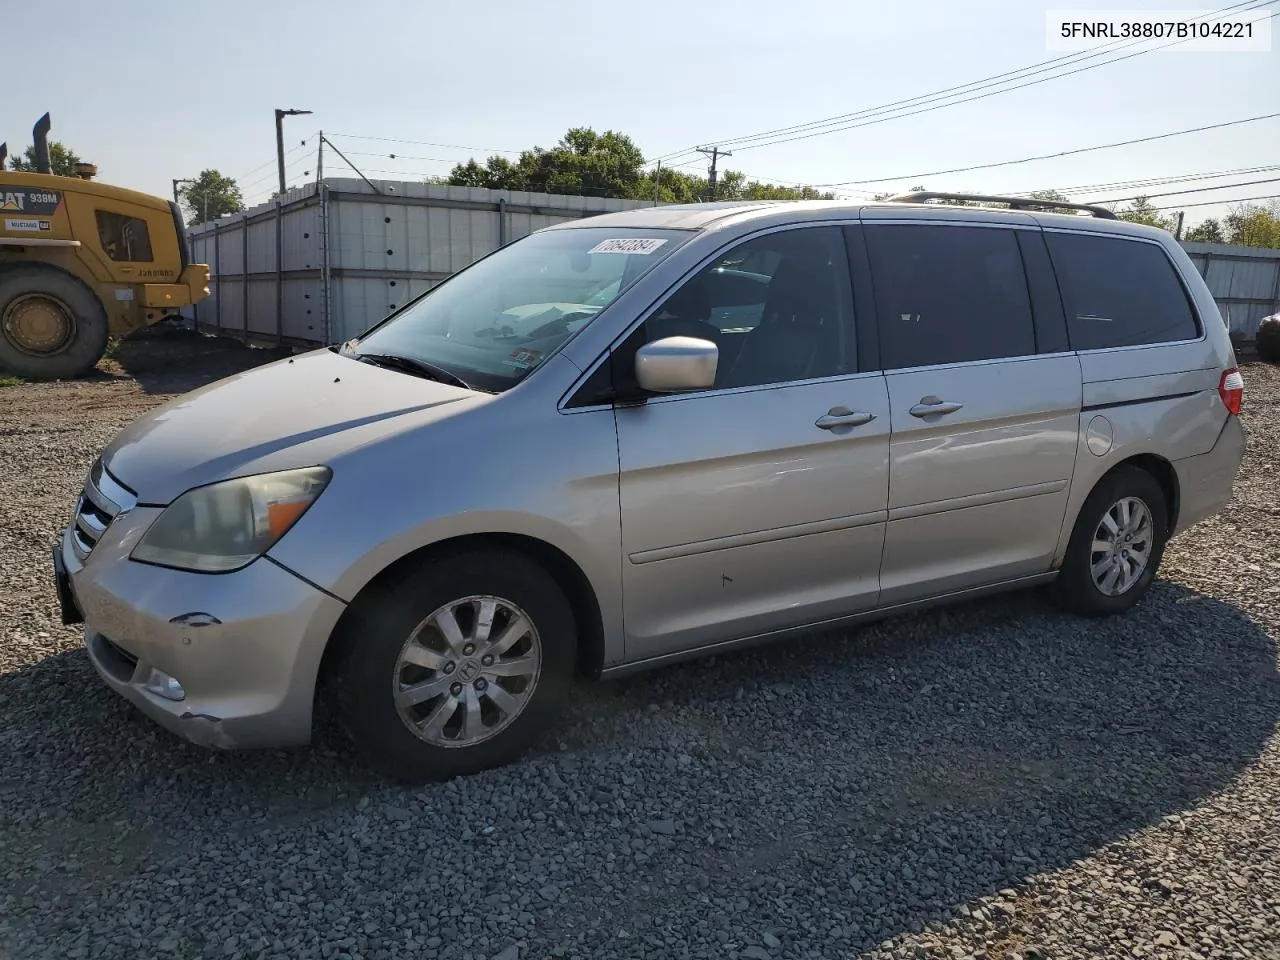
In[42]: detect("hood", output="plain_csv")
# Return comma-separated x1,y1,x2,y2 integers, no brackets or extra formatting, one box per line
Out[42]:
103,348,475,503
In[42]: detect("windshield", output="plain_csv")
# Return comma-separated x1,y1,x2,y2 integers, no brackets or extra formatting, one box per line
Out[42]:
346,227,692,392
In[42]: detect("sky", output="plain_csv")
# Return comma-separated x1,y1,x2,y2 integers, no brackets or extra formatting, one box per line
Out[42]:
2,0,1277,226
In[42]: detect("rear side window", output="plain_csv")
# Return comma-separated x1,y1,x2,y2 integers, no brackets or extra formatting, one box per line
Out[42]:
95,210,154,263
1045,233,1199,350
865,224,1036,370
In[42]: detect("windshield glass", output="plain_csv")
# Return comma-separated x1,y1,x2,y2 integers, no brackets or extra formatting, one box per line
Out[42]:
346,227,692,392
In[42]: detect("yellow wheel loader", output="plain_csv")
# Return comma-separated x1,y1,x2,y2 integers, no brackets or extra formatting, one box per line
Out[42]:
0,114,210,380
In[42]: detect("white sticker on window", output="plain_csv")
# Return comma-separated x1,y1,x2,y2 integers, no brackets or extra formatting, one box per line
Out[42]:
588,238,668,255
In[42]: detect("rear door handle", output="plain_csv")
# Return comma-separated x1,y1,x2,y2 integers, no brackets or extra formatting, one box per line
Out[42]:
909,396,964,418
815,408,876,430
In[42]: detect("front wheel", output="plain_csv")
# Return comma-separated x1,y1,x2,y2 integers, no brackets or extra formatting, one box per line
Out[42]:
333,549,578,783
1052,465,1169,617
0,265,109,380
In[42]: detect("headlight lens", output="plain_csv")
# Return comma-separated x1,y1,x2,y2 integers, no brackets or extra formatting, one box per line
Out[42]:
131,467,331,573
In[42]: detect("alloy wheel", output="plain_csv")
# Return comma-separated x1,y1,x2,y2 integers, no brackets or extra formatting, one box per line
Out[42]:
1090,496,1154,597
391,594,542,748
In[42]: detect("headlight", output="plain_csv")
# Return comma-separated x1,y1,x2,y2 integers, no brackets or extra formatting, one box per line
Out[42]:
131,467,331,573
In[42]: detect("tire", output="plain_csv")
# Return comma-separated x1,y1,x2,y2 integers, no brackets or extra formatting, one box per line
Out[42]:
333,548,578,783
1051,465,1169,617
0,265,109,380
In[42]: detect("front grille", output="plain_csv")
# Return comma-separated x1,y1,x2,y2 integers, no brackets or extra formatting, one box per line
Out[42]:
70,459,137,560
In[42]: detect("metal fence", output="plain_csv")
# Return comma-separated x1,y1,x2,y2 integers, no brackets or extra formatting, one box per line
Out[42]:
188,190,1280,348
186,178,654,346
1181,241,1280,343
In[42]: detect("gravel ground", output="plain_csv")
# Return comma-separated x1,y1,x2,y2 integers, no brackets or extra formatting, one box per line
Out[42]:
2,330,1279,960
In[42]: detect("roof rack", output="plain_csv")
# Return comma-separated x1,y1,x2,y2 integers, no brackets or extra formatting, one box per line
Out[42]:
886,191,1118,220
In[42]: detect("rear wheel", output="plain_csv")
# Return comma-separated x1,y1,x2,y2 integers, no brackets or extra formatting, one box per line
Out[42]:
333,549,577,783
0,265,109,380
1052,465,1169,616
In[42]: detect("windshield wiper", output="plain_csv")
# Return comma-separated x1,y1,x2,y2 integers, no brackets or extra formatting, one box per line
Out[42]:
356,353,475,391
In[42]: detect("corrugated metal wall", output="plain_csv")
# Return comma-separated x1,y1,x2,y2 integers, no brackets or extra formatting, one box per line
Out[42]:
188,191,1280,347
187,178,654,346
1182,241,1280,340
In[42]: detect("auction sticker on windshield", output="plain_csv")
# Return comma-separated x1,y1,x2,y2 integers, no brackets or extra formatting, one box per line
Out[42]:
504,348,542,369
588,238,669,255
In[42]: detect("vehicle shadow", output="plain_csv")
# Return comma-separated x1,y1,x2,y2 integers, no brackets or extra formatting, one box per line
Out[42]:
87,322,296,395
1,581,1277,958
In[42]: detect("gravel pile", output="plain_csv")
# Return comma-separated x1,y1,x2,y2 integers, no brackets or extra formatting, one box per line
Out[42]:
2,336,1278,960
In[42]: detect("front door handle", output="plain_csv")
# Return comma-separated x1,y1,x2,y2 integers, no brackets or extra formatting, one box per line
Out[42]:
909,396,964,418
815,407,876,430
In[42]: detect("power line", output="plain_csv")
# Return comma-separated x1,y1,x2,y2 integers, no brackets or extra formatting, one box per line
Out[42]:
740,0,1265,150
811,112,1280,187
341,149,467,164
1152,192,1280,212
1090,176,1280,205
647,0,1269,162
326,132,522,155
353,167,450,178
240,153,315,204
737,6,1276,154
239,151,313,194
1037,164,1280,196
739,1,1271,155
234,135,314,182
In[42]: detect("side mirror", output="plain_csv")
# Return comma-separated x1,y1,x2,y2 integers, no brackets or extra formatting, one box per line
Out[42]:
634,336,718,393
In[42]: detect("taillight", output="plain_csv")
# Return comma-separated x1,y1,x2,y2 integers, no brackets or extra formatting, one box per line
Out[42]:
1218,367,1244,416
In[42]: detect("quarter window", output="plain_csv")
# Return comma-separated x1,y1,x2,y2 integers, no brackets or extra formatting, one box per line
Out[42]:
866,224,1036,370
637,226,856,390
96,210,154,263
1045,233,1199,350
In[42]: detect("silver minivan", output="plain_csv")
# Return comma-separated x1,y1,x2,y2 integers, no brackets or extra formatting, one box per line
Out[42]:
54,194,1246,782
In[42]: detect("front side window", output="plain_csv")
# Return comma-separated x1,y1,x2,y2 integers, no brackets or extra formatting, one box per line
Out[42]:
350,227,692,392
96,210,154,262
637,226,856,390
1045,232,1200,351
865,224,1036,370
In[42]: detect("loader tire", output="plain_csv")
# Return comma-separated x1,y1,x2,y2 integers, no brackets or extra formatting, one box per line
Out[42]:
0,265,109,380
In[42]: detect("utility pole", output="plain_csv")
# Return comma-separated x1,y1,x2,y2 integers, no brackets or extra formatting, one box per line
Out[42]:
696,145,732,201
275,107,313,196
1174,210,1185,241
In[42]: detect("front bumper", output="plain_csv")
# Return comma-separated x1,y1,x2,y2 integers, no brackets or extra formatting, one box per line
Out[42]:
59,509,347,750
140,283,198,309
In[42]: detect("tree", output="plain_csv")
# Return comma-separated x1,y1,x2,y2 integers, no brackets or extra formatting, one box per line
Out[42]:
1184,218,1224,243
1115,196,1176,232
447,127,833,203
1223,200,1280,249
9,141,85,177
181,169,244,225
1023,189,1080,213
872,185,927,201
447,128,644,198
